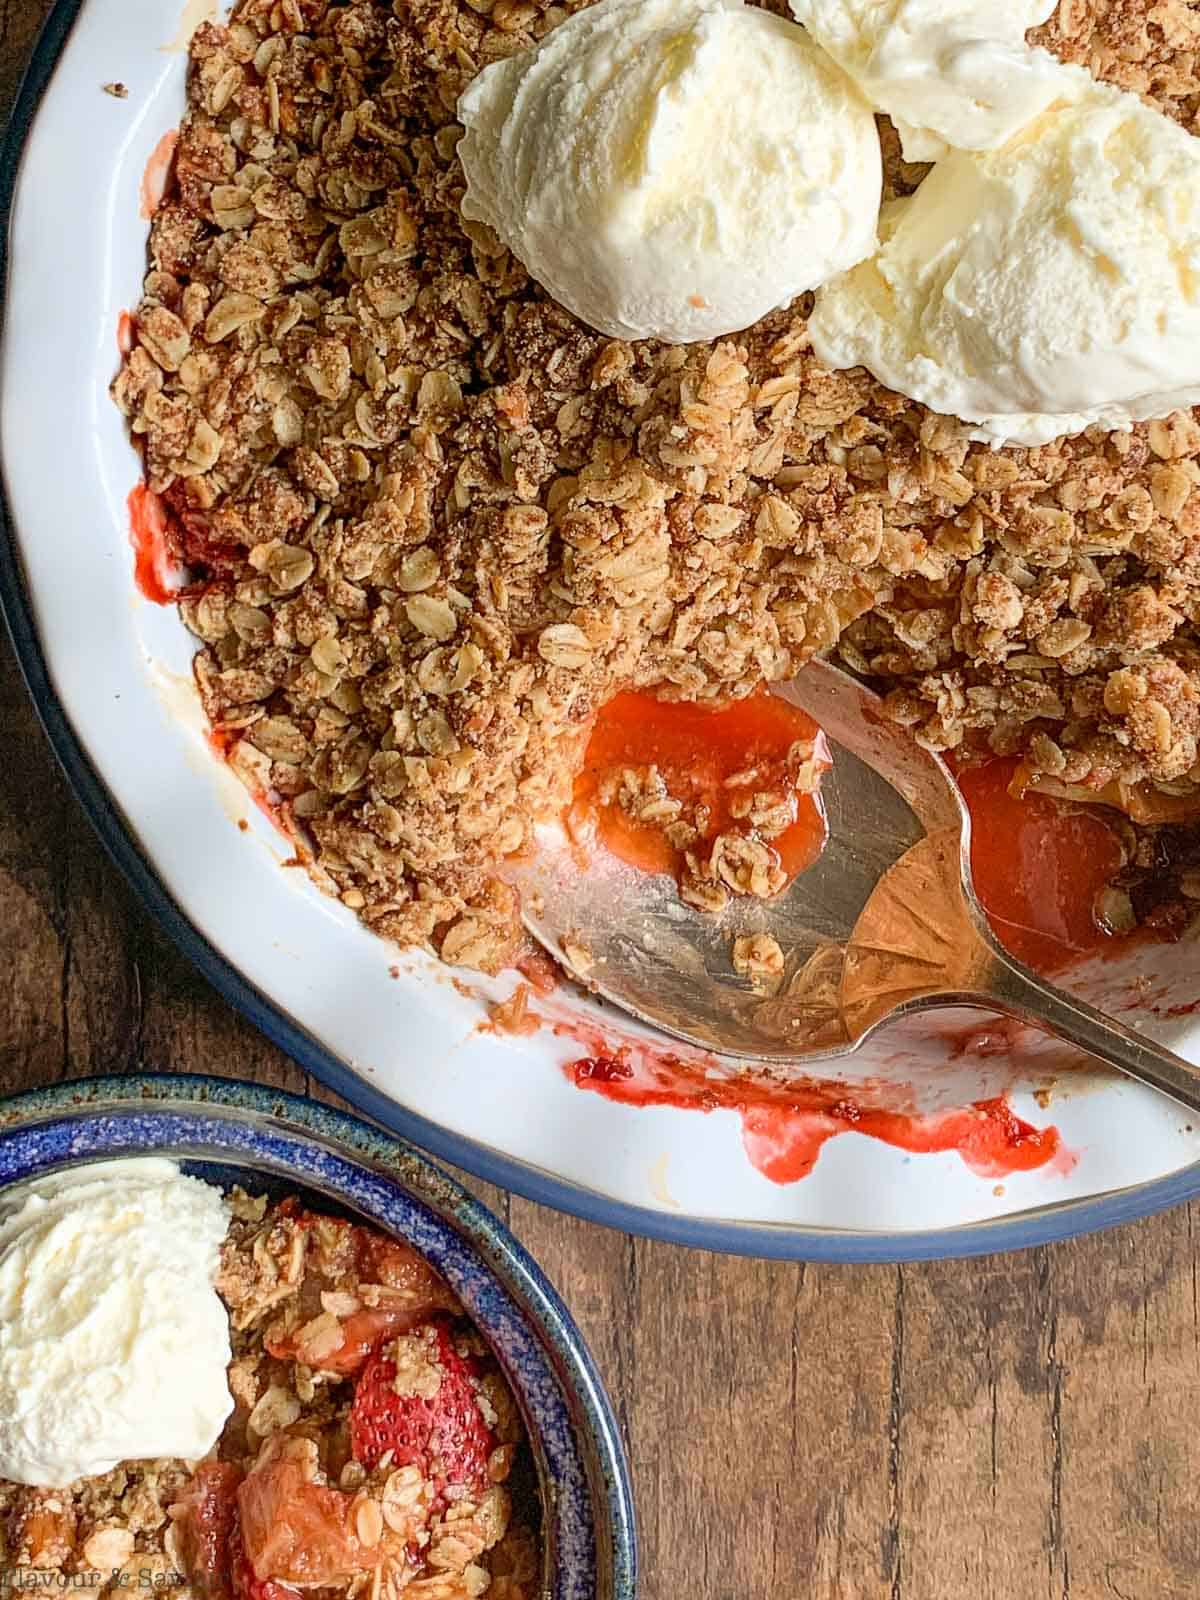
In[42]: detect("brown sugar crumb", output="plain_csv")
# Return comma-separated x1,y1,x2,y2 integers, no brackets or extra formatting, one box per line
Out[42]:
731,932,786,984
1031,1,1200,128
112,0,1200,977
486,981,540,1036
559,934,596,978
388,1327,445,1400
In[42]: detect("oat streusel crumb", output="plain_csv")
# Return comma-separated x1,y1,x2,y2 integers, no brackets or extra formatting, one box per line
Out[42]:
112,0,1200,974
731,932,786,984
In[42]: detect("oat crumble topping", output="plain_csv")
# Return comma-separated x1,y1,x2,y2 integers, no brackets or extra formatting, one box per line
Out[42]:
111,0,1200,975
581,729,826,914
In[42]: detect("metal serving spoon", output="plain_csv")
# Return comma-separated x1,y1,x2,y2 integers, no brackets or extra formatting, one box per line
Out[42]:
511,657,1200,1115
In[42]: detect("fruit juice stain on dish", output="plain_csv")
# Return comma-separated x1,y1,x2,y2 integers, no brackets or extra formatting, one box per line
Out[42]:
562,1026,1066,1184
956,756,1128,974
558,738,1129,1184
127,484,182,604
140,130,179,220
206,728,293,838
572,688,830,887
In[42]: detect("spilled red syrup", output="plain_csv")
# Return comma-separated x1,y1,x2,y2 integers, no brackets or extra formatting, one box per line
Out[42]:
555,701,1149,1183
127,484,181,604
562,1028,1067,1184
956,757,1128,974
206,727,236,760
140,130,178,220
571,689,829,886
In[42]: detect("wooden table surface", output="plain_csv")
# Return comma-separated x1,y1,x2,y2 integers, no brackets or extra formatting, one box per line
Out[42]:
5,8,1200,1597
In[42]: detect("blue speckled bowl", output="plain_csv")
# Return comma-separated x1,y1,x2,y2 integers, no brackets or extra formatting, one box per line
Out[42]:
0,1073,635,1600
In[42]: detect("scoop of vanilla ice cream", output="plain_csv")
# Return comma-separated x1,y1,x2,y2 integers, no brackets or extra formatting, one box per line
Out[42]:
809,76,1200,447
457,0,881,344
0,1158,233,1486
790,0,1060,161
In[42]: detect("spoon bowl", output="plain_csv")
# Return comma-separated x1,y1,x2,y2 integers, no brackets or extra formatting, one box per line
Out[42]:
513,660,1200,1115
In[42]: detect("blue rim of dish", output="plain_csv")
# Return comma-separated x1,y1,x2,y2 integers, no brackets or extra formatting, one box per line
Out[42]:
3,0,1200,1264
0,1072,637,1600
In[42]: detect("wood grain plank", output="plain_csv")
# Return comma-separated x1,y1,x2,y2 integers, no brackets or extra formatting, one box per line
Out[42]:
0,0,47,106
892,1251,1058,1600
0,633,71,1090
1051,1217,1200,1600
509,1195,634,1437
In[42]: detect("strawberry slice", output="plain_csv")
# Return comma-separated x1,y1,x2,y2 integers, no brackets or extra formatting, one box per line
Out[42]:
348,1318,494,1502
172,1461,242,1600
347,1345,429,1476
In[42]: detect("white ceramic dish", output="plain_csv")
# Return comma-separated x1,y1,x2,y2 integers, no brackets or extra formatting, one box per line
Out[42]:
4,0,1200,1259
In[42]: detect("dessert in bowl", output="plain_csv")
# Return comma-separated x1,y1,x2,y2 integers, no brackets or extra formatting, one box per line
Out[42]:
4,0,1200,1251
0,1076,635,1600
109,0,1200,983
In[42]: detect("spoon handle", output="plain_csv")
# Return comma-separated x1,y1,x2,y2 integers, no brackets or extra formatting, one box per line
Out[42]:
984,951,1200,1118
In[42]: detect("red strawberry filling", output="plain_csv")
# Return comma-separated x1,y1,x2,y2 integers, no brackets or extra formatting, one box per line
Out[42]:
349,1317,495,1503
237,1454,379,1587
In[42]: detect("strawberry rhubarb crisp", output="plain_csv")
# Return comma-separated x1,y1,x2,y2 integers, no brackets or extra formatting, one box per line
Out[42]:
112,0,1200,976
0,1194,539,1600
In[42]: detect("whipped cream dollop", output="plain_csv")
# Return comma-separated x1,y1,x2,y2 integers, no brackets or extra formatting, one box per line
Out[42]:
809,74,1200,447
789,0,1060,161
0,1158,233,1486
457,0,881,343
